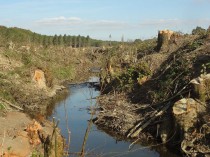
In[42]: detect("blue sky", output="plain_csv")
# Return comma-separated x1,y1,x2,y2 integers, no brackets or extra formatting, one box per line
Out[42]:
0,0,210,41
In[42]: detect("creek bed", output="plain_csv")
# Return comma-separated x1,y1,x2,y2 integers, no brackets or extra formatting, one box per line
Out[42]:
48,78,180,157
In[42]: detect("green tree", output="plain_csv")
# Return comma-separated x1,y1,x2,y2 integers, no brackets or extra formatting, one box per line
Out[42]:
192,26,206,36
86,35,90,47
81,37,86,47
38,35,43,45
58,35,63,45
66,35,72,47
48,36,53,45
63,34,67,46
72,36,77,48
77,35,81,48
53,34,58,45
42,35,48,47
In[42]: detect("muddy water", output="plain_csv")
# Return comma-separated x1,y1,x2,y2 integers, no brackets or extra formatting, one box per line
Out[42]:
49,78,180,157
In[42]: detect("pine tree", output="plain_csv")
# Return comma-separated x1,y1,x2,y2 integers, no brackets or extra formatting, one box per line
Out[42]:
81,37,86,47
72,36,77,48
67,35,72,47
63,34,67,46
42,35,48,47
86,35,90,47
53,34,58,45
77,35,81,48
58,35,63,45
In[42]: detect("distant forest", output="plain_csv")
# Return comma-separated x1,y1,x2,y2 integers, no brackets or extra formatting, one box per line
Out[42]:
0,25,118,48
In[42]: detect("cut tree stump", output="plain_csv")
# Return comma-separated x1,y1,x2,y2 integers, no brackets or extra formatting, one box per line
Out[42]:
173,98,197,132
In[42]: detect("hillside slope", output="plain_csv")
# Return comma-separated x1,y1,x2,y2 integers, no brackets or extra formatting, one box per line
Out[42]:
95,28,210,156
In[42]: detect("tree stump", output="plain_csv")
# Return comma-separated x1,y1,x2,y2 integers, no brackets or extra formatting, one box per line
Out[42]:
173,98,198,133
156,30,174,52
33,69,47,89
173,75,210,156
190,74,210,103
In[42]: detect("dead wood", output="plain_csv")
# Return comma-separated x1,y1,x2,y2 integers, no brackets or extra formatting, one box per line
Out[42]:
128,102,171,138
0,97,23,111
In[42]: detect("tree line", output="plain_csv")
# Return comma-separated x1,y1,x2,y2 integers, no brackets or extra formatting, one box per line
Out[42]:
0,25,110,48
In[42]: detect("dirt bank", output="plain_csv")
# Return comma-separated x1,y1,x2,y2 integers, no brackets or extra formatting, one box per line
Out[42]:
0,111,63,157
0,43,104,156
94,32,210,156
94,93,152,140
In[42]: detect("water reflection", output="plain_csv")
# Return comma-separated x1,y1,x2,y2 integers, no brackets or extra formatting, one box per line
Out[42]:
48,82,180,157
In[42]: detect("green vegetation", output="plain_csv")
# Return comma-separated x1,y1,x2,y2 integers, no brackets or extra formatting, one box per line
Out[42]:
0,89,15,104
100,26,210,104
192,26,207,36
0,25,118,48
115,64,151,91
52,65,75,80
201,63,210,75
31,150,44,157
0,103,5,110
0,24,210,157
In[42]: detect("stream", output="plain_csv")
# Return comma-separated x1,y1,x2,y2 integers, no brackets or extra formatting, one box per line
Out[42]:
48,77,180,157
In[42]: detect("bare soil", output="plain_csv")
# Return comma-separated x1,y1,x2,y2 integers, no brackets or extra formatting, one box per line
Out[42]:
0,111,63,157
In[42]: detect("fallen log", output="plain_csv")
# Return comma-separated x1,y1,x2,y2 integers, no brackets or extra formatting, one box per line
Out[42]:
0,97,23,111
127,88,191,139
129,102,171,138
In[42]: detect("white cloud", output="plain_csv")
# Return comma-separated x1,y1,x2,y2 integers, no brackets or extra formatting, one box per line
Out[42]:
36,16,82,25
140,19,180,26
35,16,132,30
32,17,210,40
139,18,210,28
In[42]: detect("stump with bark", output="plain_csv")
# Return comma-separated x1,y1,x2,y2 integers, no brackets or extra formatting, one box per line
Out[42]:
156,30,174,52
172,74,210,156
190,74,210,102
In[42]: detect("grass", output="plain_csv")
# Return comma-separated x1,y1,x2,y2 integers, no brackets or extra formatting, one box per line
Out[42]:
0,103,5,110
31,150,44,157
52,65,75,80
0,73,7,79
3,49,22,62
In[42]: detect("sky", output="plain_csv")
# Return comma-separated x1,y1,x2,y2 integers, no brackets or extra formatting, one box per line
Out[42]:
0,0,210,41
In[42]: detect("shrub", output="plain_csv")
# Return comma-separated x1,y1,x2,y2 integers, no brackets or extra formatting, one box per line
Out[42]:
192,26,206,36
